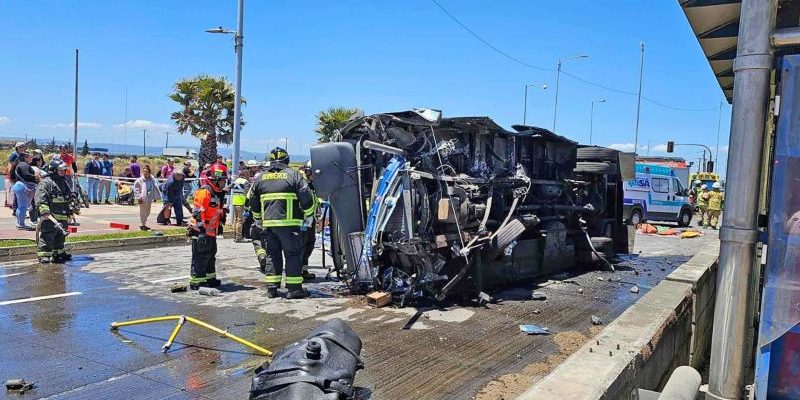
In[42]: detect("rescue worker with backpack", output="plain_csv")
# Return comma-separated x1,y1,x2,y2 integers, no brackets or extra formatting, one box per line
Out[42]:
187,164,227,290
248,147,316,299
702,182,725,230
34,160,73,263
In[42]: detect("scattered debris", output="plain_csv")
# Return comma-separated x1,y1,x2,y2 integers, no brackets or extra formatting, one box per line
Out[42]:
366,291,391,308
531,291,547,300
577,288,585,294
552,272,570,280
198,287,221,296
170,283,187,293
597,276,604,281
630,286,640,294
532,309,541,315
591,315,603,325
151,230,165,237
5,379,34,394
519,324,550,335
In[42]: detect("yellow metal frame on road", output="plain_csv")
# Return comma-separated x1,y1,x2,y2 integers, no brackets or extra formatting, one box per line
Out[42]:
110,315,272,356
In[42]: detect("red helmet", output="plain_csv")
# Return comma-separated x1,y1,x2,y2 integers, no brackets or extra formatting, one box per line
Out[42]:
207,164,228,191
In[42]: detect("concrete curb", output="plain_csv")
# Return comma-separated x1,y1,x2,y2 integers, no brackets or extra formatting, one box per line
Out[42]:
0,234,188,260
517,246,720,400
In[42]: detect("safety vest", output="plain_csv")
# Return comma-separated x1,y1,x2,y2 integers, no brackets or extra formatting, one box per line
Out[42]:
231,177,249,206
192,185,224,236
707,190,724,211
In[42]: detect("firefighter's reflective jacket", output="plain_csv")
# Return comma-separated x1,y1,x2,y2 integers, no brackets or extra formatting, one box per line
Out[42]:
247,162,315,227
191,185,224,237
35,176,72,222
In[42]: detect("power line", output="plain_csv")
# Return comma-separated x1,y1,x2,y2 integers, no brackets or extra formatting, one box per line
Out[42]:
429,0,718,113
430,0,552,71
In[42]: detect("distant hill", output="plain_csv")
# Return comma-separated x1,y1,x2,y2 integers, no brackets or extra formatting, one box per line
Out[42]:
0,135,308,162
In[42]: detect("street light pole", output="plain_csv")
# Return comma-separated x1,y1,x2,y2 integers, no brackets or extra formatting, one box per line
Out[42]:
165,131,170,148
552,54,588,132
73,49,79,158
143,129,147,157
633,42,645,157
206,0,244,179
589,98,606,145
523,83,547,126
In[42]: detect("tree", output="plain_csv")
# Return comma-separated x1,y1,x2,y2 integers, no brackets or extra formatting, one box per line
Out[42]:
28,138,38,150
314,107,362,143
169,75,244,166
44,137,57,153
81,140,89,156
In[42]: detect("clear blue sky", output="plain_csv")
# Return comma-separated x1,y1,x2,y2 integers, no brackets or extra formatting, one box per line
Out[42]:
0,0,730,174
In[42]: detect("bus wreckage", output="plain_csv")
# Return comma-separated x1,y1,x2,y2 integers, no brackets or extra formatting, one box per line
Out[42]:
311,109,633,305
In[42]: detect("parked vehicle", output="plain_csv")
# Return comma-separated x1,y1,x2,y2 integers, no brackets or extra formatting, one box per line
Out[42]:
624,163,693,226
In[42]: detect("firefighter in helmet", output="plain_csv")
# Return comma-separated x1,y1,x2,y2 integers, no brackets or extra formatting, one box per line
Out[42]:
188,164,227,289
248,147,316,299
35,160,73,263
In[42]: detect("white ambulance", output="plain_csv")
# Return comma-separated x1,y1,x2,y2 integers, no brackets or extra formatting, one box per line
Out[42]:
623,163,693,226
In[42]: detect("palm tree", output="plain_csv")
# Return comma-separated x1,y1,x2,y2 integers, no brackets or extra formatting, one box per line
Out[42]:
315,107,362,143
169,75,244,166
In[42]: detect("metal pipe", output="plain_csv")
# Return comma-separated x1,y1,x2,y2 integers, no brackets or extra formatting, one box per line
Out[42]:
771,27,800,47
362,140,404,156
658,366,702,400
707,0,777,399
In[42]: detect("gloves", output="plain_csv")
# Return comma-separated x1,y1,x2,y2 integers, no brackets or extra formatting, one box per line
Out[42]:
300,216,314,232
242,210,251,219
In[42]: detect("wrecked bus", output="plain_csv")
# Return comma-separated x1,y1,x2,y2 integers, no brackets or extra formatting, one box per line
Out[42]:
310,109,633,305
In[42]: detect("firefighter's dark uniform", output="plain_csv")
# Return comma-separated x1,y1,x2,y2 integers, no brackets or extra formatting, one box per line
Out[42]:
301,178,319,273
35,167,73,263
189,183,224,289
247,171,269,273
249,161,315,298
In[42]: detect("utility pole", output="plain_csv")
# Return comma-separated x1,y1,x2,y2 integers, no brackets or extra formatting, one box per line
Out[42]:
523,83,547,126
143,129,147,157
165,131,169,148
633,42,645,157
715,100,723,167
73,49,79,158
285,138,289,153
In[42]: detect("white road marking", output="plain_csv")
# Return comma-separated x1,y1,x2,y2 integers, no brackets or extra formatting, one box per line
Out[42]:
0,292,82,305
149,276,188,283
0,272,29,278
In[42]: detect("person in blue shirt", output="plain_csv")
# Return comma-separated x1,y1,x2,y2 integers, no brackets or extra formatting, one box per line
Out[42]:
98,154,114,204
83,153,102,204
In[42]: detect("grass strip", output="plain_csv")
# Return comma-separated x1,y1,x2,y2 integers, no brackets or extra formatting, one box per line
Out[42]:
0,227,186,248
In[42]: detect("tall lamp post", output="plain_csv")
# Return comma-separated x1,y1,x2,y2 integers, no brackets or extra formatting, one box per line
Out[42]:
206,0,244,179
589,98,606,145
523,83,547,126
552,54,588,132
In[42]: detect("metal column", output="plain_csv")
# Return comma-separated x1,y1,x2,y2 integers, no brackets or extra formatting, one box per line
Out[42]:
707,0,777,399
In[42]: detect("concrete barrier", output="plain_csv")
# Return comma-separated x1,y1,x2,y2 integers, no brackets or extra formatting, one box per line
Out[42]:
0,234,188,261
517,246,719,400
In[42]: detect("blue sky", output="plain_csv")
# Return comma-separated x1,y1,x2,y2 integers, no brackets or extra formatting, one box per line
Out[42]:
0,1,729,174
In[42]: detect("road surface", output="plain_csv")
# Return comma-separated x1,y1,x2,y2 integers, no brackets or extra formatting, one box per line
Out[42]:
0,229,717,399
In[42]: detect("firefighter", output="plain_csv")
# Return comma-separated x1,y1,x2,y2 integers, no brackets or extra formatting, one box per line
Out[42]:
249,147,316,299
188,164,227,289
690,180,702,206
696,184,709,227
34,160,73,263
230,170,252,242
703,182,725,230
299,161,318,280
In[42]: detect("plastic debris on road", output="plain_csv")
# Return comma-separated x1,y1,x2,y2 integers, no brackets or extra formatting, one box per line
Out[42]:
519,324,550,335
531,291,547,300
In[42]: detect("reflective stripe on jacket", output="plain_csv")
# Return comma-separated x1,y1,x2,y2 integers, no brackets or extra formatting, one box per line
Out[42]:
707,190,724,211
191,186,223,236
247,163,314,227
231,177,249,206
34,176,72,220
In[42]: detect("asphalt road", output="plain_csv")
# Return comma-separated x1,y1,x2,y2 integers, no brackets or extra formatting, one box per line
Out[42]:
0,228,718,399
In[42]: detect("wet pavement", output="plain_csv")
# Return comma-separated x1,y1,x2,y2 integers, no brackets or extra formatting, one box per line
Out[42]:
0,228,718,399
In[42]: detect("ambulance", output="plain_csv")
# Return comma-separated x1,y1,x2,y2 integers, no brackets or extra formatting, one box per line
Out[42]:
623,163,693,226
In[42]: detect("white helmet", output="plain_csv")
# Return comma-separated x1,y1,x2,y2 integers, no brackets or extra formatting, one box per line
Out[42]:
713,182,722,189
694,180,702,185
245,159,259,167
701,184,707,190
306,160,312,168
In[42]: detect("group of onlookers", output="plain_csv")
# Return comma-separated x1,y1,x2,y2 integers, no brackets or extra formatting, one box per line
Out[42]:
5,142,72,230
83,152,114,204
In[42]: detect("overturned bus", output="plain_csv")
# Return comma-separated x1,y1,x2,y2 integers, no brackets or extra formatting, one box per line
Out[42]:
311,109,633,305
